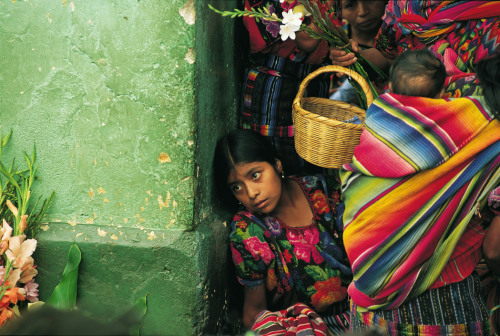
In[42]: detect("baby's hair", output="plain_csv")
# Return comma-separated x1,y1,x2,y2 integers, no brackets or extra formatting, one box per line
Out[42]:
390,48,446,98
476,51,500,118
213,129,281,210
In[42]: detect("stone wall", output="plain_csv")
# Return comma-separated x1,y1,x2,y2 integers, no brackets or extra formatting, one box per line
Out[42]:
0,0,243,334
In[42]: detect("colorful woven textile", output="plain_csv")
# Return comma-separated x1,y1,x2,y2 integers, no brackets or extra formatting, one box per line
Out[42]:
252,303,332,336
376,1,500,67
340,93,500,311
375,0,500,99
350,272,492,335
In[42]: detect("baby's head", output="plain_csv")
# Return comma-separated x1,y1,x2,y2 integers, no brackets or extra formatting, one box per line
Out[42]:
389,49,446,98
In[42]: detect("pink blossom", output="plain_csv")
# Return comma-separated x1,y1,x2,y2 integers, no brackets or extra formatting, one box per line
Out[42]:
243,236,274,265
231,244,244,265
0,266,5,285
23,280,39,303
287,227,324,264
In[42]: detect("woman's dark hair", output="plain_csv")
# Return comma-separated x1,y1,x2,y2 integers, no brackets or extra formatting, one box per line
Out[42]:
476,51,500,118
390,48,446,98
213,130,281,210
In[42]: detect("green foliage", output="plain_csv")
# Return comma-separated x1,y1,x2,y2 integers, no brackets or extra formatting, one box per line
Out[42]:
45,243,81,310
129,293,149,336
0,130,54,238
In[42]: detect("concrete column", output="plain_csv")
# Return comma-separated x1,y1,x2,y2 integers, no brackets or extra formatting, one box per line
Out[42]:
0,0,242,334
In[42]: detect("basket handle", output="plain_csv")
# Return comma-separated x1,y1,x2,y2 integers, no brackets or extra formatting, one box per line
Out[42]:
294,65,374,107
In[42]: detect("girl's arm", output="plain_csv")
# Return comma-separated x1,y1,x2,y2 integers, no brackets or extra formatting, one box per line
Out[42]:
483,215,500,276
242,283,267,330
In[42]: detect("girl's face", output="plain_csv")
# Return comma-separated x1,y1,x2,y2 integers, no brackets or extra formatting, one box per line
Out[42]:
341,0,386,34
227,160,283,214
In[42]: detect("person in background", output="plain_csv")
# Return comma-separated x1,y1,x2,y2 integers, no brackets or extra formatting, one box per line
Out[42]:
329,0,500,98
241,0,335,174
213,129,352,335
330,0,387,104
476,52,500,335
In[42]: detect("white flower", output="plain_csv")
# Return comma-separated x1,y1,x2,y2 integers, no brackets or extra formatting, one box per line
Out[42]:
280,23,300,41
281,9,303,27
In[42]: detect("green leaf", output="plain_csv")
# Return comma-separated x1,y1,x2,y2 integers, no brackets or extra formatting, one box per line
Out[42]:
129,293,149,336
46,243,82,310
304,265,327,279
0,162,20,190
1,130,12,147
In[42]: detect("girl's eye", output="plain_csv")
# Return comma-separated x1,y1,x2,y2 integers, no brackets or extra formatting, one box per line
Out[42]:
231,184,242,193
251,172,261,180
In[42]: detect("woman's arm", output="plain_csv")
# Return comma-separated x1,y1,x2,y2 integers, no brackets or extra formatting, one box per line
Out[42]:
329,41,392,72
483,216,500,276
242,283,267,330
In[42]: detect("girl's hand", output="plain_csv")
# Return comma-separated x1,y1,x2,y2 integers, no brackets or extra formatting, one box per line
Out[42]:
329,39,359,67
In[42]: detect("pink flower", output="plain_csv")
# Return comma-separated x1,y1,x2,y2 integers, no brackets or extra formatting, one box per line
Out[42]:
243,236,274,265
231,244,244,265
0,266,5,285
287,227,324,264
23,280,39,303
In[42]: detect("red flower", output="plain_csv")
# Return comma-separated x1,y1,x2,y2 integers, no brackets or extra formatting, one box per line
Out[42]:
283,249,293,263
0,283,24,309
236,220,247,230
310,277,347,311
0,307,13,326
311,190,330,215
280,0,298,12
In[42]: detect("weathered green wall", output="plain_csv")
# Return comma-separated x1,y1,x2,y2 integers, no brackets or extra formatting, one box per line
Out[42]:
0,0,242,334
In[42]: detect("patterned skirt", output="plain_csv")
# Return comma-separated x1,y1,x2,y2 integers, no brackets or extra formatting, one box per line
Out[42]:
350,272,492,336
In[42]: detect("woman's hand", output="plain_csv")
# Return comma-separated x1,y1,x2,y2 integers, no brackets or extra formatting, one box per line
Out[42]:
242,284,267,330
329,40,359,67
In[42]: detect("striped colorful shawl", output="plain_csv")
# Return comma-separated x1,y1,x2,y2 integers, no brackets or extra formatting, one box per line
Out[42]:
252,303,332,336
340,93,500,311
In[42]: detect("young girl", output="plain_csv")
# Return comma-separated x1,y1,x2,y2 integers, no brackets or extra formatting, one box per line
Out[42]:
213,129,352,334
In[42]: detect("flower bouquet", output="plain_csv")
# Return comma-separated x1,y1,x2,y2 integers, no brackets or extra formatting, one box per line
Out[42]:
0,131,55,326
209,0,387,109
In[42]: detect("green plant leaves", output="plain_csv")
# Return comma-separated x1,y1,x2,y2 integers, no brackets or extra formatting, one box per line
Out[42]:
129,293,149,336
45,243,81,310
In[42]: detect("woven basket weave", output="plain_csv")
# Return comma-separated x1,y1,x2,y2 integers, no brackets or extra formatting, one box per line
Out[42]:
292,65,374,169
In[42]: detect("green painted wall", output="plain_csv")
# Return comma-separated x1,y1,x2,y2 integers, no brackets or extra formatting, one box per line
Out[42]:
0,0,243,334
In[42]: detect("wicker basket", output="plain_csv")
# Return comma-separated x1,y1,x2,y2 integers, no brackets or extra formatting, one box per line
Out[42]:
292,65,374,169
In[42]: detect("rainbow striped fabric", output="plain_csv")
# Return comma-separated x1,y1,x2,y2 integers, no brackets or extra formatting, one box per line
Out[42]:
340,93,500,311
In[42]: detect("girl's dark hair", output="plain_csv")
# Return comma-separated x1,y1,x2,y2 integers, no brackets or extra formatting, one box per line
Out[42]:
213,130,281,210
390,48,446,98
476,52,500,118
